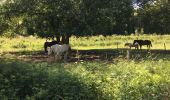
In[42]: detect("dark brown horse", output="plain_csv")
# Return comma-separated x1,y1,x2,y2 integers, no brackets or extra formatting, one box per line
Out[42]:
44,41,58,53
133,40,152,49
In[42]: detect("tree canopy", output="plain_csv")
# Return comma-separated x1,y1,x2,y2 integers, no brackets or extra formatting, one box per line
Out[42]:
0,0,169,40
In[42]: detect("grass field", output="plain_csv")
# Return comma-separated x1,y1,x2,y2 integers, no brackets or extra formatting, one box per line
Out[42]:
0,35,170,52
0,35,170,100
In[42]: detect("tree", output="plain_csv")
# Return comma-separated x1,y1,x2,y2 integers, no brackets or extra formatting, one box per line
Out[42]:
0,0,134,42
79,0,134,35
134,0,170,34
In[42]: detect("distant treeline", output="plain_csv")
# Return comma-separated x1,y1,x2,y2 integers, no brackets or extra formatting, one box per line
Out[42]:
0,0,170,38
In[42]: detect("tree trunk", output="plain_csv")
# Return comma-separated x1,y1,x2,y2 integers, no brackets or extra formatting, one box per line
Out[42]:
65,35,70,44
56,35,60,44
61,34,70,44
61,35,66,44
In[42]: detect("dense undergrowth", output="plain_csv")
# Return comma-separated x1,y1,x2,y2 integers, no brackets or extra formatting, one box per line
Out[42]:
0,58,170,100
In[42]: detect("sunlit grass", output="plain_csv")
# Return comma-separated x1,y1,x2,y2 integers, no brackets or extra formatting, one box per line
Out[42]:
0,36,44,52
0,35,170,52
0,34,170,53
71,35,170,50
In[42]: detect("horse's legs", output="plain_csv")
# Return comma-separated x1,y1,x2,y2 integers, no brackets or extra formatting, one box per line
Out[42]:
54,54,61,61
140,45,142,49
54,55,58,61
64,51,68,62
44,44,47,53
134,46,137,49
147,45,151,50
58,55,62,60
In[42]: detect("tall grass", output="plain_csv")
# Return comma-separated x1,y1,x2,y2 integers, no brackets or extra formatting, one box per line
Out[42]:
0,35,170,53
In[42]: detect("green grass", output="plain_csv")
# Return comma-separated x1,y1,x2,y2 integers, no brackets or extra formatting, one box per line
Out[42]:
71,35,170,50
0,35,170,99
0,36,43,52
0,34,170,52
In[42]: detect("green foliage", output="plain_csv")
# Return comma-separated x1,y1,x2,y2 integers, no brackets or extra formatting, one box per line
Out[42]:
135,0,170,33
0,0,170,38
0,58,170,99
0,0,134,38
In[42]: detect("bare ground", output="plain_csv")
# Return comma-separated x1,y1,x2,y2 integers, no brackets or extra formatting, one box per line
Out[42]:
0,49,170,63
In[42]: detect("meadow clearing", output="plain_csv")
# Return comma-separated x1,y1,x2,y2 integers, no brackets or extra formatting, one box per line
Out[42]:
0,35,170,99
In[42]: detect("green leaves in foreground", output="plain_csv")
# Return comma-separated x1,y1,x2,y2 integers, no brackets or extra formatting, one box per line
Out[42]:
0,59,170,100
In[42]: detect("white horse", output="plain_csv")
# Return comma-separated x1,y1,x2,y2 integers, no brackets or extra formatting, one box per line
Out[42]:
124,43,139,49
47,44,70,61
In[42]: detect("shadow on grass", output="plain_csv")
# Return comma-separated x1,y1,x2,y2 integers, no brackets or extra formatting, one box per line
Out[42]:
0,48,170,62
0,59,108,100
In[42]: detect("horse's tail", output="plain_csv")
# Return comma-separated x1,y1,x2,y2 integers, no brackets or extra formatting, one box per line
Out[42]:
44,42,49,53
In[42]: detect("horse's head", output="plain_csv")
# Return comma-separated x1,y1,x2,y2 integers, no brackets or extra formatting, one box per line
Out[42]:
133,40,137,45
124,43,130,47
47,47,52,55
134,42,139,45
